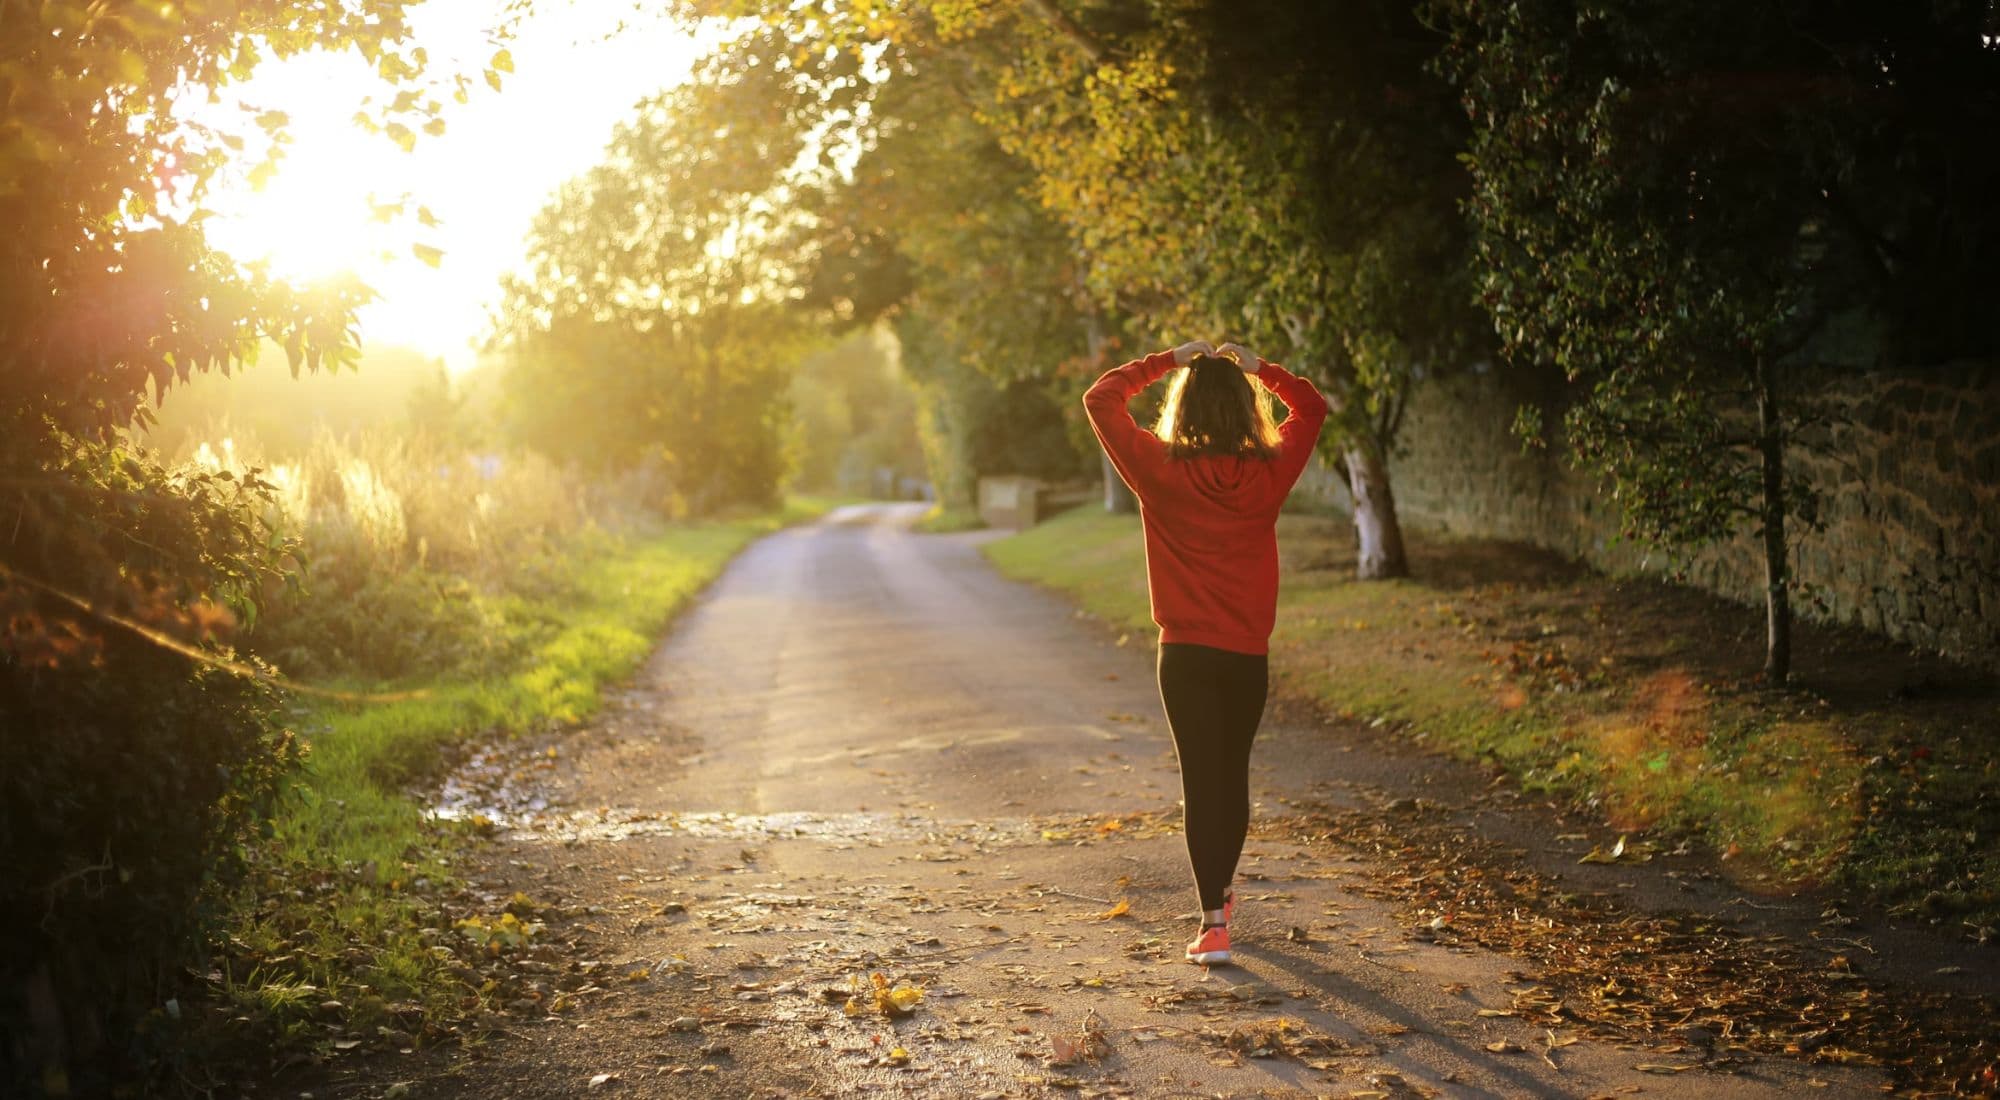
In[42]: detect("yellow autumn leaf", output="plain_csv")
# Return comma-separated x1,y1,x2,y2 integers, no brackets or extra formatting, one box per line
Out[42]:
1091,898,1131,921
848,972,924,1017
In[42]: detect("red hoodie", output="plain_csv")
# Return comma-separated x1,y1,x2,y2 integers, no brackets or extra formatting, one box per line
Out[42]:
1083,350,1329,656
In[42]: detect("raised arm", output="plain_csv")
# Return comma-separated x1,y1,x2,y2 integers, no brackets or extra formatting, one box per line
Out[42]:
1252,359,1330,492
1083,342,1208,497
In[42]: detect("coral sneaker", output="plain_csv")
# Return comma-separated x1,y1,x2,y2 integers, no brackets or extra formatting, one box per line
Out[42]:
1185,925,1231,965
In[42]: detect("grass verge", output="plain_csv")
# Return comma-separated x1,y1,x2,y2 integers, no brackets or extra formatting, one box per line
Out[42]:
985,507,1999,938
911,503,985,533
198,498,841,1075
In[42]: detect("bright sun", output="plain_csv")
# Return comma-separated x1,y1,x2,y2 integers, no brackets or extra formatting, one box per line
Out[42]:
201,88,405,284
186,3,716,372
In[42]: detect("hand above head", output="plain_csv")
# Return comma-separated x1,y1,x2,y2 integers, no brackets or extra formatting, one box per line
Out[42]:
1171,339,1217,366
1217,343,1260,373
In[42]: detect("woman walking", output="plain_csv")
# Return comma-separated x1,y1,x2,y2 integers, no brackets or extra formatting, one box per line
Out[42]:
1082,339,1328,965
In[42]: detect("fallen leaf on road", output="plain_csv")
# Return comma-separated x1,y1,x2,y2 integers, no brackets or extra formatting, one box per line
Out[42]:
843,972,924,1018
1049,1019,1110,1066
1577,835,1655,864
1091,898,1131,921
1577,836,1627,864
587,1072,617,1088
1634,1062,1696,1073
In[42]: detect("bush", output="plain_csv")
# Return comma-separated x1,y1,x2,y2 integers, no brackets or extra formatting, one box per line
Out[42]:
1,654,298,1093
0,429,310,1094
178,428,643,684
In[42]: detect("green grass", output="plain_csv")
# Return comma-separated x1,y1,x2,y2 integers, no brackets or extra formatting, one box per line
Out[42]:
211,498,843,1055
980,505,1148,622
987,507,1996,931
911,503,986,533
283,504,836,868
282,518,793,866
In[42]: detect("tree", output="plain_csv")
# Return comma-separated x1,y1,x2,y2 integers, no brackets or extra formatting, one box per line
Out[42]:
494,29,825,513
958,0,1486,577
824,41,1107,508
1437,0,2000,682
786,326,927,497
650,9,1109,511
0,0,493,1085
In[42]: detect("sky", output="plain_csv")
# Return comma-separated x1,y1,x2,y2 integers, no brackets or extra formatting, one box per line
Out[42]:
196,2,720,374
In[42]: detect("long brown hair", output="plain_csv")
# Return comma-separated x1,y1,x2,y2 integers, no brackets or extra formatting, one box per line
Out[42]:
1154,354,1282,460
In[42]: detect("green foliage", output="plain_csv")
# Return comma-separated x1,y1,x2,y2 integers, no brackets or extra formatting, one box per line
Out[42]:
1,434,306,1097
1,636,301,1092
676,1,1483,569
495,27,833,514
0,2,514,1087
1431,0,2000,675
788,327,928,497
154,424,658,684
965,1,1484,472
1439,0,2000,542
774,20,1103,501
142,343,468,456
895,311,1096,509
1439,0,1830,553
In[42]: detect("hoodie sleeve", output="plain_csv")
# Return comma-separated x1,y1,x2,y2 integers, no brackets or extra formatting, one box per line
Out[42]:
1254,360,1329,495
1082,349,1178,500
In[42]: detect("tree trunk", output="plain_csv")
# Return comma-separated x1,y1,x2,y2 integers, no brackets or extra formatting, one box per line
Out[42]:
1345,443,1409,579
1080,289,1135,514
1755,354,1792,684
1101,451,1137,513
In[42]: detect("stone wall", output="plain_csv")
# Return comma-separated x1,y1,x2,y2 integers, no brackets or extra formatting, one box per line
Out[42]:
1298,362,2000,670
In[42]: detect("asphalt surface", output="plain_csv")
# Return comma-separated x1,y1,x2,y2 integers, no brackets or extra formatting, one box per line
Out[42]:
394,502,1893,1099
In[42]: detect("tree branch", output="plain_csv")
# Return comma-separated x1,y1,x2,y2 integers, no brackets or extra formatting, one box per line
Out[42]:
1020,0,1108,64
0,562,425,704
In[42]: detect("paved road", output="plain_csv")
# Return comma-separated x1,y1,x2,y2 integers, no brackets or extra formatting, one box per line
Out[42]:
415,503,1882,1099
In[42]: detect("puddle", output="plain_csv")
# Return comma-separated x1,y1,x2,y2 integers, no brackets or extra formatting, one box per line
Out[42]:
499,808,1039,847
429,742,556,827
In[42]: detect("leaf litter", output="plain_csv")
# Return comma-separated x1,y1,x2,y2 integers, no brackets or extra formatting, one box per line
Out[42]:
1271,802,2000,1096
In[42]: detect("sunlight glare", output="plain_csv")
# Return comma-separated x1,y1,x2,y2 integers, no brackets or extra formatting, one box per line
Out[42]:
199,55,404,284
188,2,719,373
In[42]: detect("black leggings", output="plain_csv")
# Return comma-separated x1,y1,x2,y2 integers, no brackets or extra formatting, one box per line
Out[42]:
1156,642,1269,912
